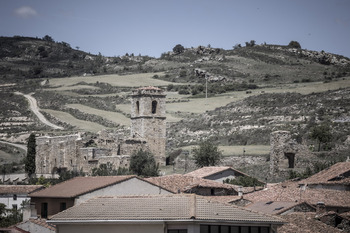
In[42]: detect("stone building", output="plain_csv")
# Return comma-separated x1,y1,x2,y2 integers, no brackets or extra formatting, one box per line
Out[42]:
35,86,166,176
130,86,166,166
269,131,313,177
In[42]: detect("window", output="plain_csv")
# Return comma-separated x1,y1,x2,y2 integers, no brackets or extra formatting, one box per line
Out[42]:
13,194,17,200
200,225,270,233
152,100,157,114
168,230,187,233
136,101,140,114
60,202,67,211
12,204,17,210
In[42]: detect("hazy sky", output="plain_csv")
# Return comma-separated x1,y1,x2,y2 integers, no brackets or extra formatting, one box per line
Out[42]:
1,0,350,58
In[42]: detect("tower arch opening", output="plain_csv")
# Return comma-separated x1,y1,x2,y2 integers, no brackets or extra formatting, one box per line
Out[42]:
136,101,140,115
152,100,157,114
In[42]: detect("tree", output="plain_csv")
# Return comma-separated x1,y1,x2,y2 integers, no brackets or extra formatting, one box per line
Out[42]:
310,124,332,151
42,35,54,42
91,162,128,176
173,44,185,54
25,133,36,177
288,40,301,49
192,141,222,167
129,149,159,177
224,176,263,187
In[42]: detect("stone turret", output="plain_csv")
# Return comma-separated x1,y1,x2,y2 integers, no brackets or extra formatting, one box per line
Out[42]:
130,86,166,166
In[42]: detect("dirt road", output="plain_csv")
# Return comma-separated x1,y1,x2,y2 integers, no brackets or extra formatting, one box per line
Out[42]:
0,140,27,152
15,92,64,130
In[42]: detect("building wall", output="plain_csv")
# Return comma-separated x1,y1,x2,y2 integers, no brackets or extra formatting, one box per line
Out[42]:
31,197,74,218
0,194,29,209
205,169,243,183
75,177,172,205
36,135,83,175
55,222,272,233
57,224,164,233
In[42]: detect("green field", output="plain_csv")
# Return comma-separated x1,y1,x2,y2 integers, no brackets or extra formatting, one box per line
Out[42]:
66,104,130,126
42,109,109,132
44,85,100,91
46,72,180,88
180,145,270,156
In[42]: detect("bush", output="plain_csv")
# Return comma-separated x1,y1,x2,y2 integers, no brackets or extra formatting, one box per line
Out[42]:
288,40,301,49
173,44,185,54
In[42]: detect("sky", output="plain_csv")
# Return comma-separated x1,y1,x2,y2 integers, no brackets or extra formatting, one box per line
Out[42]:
1,0,350,58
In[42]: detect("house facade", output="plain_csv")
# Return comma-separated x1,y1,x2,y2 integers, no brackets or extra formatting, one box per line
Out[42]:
29,176,172,218
0,185,43,210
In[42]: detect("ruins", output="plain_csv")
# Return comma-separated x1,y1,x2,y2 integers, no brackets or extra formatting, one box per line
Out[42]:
35,86,166,176
269,131,314,177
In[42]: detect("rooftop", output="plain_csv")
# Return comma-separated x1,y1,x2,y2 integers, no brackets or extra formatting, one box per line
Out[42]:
29,176,136,198
145,174,236,194
49,194,285,225
299,162,350,185
279,212,343,233
185,166,247,179
245,201,315,215
244,180,350,207
0,185,44,195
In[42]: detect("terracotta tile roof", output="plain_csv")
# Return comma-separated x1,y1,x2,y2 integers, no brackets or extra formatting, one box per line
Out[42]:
28,218,56,231
145,174,236,193
0,185,44,195
185,166,247,179
49,194,285,225
0,227,29,233
299,162,350,185
16,218,56,232
245,201,316,215
278,212,343,233
29,176,136,198
244,180,350,207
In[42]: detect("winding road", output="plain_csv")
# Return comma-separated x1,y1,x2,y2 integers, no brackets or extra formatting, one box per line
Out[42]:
15,92,64,130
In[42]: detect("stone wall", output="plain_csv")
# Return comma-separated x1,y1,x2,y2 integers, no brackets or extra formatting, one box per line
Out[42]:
269,131,314,177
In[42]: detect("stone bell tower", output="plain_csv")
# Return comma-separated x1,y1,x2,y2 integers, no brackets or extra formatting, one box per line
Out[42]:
130,86,166,166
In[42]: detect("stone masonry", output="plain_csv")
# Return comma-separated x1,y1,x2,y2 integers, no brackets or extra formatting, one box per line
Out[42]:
35,86,166,176
269,130,314,178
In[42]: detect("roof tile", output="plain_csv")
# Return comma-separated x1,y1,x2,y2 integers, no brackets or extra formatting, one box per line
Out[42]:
50,195,285,224
29,176,135,198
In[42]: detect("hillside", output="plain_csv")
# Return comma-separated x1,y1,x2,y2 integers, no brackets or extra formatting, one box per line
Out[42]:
1,36,350,175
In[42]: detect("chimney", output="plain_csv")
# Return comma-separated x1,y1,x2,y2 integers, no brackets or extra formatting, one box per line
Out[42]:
238,186,243,197
23,203,37,221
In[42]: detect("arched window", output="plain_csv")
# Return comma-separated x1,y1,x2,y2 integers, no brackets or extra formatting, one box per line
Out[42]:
152,100,157,114
136,101,140,114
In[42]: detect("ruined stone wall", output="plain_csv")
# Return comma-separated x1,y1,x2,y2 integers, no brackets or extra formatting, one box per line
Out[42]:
36,135,83,175
269,131,314,177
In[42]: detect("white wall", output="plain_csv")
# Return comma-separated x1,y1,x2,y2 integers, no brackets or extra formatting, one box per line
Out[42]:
58,223,164,233
0,195,29,210
75,177,172,205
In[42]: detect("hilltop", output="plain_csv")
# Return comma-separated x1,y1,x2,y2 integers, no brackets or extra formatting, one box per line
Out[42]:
1,36,350,177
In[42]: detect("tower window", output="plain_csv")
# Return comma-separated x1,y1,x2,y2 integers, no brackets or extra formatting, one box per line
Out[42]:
136,101,140,114
152,100,157,114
